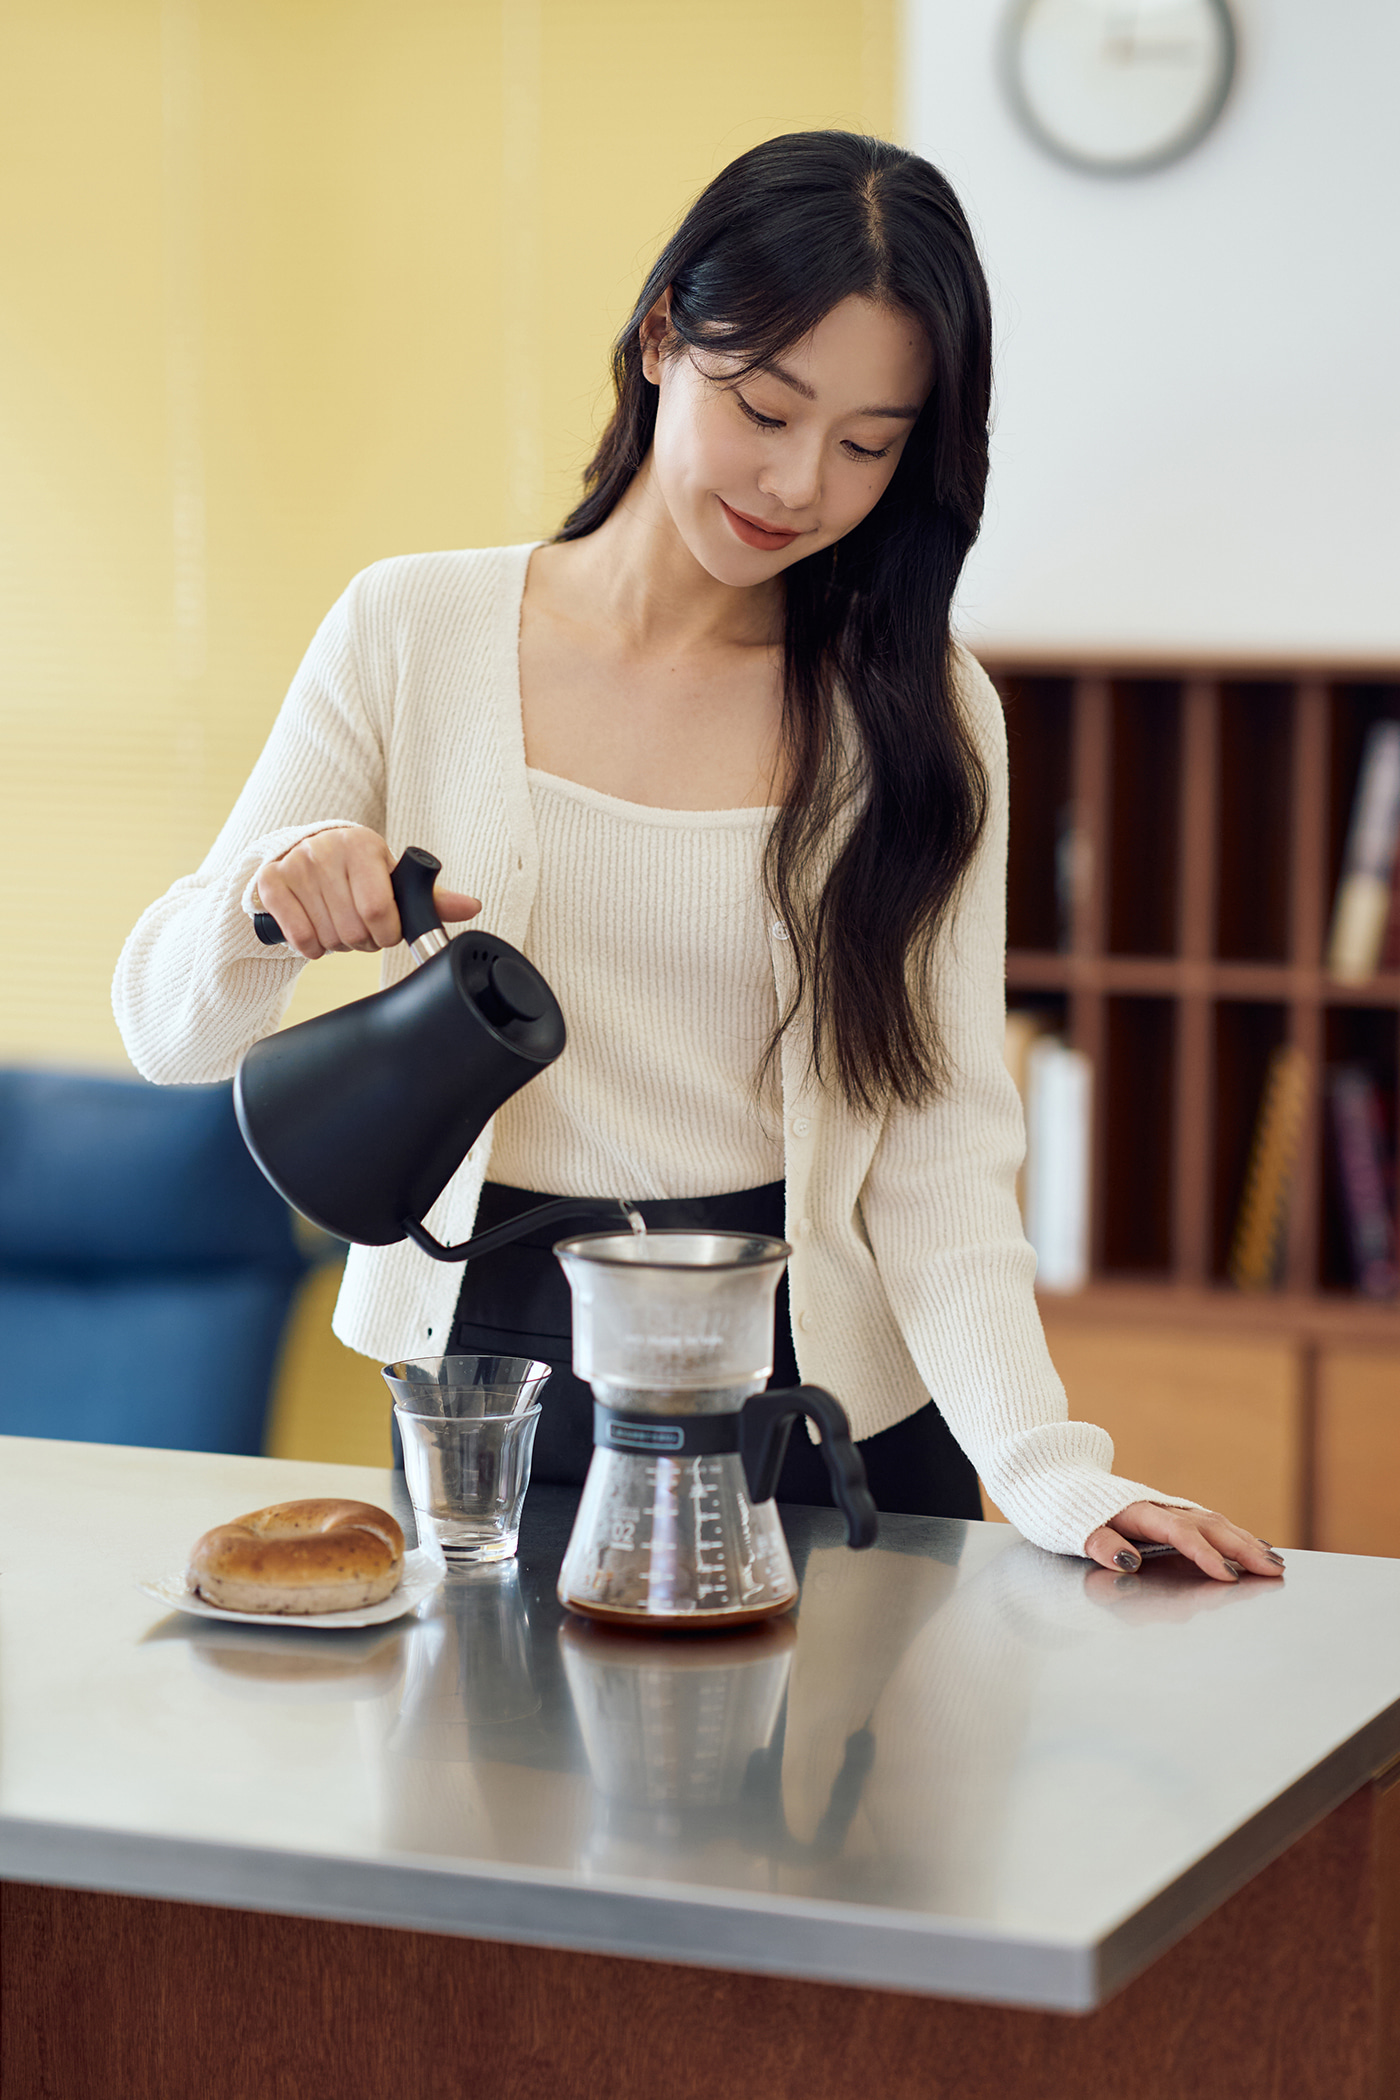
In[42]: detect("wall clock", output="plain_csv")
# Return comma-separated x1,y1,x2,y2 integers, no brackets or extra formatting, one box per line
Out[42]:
1002,0,1237,175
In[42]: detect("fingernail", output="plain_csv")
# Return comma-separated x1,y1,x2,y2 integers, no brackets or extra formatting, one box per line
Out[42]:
1222,1558,1243,1577
1267,1550,1286,1568
1257,1539,1273,1549
1114,1549,1141,1571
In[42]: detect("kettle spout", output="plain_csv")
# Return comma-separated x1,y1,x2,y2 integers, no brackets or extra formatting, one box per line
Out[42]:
403,1197,643,1265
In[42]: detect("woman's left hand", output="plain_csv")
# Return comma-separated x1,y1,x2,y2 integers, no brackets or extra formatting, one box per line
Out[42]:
1086,1502,1286,1582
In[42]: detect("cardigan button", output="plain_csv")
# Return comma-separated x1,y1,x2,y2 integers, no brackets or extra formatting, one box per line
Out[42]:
792,1117,810,1138
770,919,789,941
797,1310,813,1333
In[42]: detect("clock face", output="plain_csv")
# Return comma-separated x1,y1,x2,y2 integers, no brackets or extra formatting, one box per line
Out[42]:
1003,0,1237,175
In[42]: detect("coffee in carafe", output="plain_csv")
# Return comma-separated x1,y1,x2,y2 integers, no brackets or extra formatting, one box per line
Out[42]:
553,1231,877,1631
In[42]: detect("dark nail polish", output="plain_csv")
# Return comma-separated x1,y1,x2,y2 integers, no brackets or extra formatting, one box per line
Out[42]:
1267,1550,1286,1567
1114,1549,1141,1571
1257,1539,1273,1549
1223,1558,1243,1577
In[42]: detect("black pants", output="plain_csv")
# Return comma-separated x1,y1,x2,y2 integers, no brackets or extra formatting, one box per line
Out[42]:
447,1180,981,1520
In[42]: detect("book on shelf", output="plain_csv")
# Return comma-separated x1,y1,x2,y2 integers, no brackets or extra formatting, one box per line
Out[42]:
1381,846,1400,973
1328,1065,1399,1301
1326,718,1400,980
1228,1044,1311,1292
1004,1012,1092,1294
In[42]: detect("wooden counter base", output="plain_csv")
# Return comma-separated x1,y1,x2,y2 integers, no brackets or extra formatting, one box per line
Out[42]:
5,1776,1397,2100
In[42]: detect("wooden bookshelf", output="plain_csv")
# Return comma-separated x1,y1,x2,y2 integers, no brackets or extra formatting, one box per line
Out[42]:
987,663,1400,1553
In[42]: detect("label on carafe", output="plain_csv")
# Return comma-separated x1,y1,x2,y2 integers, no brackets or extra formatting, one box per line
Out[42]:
605,1421,686,1453
593,1404,744,1457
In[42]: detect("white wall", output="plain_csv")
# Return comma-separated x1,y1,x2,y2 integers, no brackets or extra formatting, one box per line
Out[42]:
905,0,1400,663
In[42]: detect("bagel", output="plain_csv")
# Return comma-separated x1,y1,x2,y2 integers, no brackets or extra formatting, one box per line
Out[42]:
187,1499,404,1615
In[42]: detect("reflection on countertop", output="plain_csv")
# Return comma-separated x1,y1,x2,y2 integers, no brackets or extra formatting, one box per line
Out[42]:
360,1499,1286,1918
138,1493,1292,1918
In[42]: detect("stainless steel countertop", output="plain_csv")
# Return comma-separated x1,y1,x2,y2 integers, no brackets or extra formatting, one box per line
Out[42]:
3,1435,1399,2010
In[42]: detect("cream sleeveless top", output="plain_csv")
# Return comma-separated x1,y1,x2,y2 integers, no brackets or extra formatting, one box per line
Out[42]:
486,767,785,1199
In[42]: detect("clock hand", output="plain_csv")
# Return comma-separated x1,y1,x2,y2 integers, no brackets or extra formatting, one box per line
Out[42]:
1104,3,1141,67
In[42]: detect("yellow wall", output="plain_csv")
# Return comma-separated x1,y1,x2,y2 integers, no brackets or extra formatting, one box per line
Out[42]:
1,0,895,1457
1,0,895,1067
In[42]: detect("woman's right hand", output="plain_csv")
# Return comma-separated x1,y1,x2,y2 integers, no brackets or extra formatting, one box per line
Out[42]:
253,826,482,961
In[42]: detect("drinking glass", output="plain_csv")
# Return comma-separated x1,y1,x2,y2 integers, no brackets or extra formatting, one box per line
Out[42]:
382,1354,550,1562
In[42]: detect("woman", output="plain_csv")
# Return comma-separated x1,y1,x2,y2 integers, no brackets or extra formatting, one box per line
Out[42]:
115,131,1282,1583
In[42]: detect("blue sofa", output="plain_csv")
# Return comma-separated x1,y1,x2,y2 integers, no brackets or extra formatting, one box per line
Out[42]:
0,1070,311,1454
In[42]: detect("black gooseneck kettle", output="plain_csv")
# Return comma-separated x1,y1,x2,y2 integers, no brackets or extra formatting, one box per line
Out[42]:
233,847,635,1260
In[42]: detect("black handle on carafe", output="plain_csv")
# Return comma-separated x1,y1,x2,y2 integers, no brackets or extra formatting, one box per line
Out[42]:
741,1386,878,1550
253,847,445,948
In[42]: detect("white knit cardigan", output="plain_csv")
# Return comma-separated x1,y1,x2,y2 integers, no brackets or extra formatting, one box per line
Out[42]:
113,544,1195,1557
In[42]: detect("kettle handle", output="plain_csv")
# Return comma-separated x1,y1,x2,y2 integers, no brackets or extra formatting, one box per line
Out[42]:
741,1385,878,1550
253,846,445,950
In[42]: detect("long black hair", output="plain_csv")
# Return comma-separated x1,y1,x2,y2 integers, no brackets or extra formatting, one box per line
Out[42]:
559,131,993,1115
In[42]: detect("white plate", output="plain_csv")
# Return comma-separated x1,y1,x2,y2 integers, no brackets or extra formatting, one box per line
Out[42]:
138,1546,443,1628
